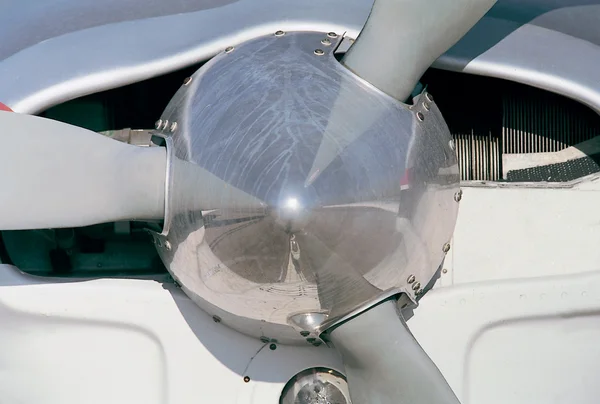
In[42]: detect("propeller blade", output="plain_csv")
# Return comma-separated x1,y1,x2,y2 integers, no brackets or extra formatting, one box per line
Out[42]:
0,111,166,230
342,0,497,101
329,299,460,404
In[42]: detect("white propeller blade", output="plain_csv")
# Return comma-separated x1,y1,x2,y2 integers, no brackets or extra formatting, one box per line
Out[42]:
343,0,497,101
329,300,461,404
0,111,166,230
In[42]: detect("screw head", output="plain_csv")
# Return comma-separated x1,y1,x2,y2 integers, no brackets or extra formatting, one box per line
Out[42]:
269,343,277,350
412,282,421,291
423,102,431,111
155,119,163,130
443,243,451,253
225,46,234,53
407,274,416,284
161,120,169,130
327,32,338,38
243,376,250,383
169,121,178,133
321,38,331,46
275,30,285,37
425,93,434,102
416,112,425,121
449,139,456,151
314,48,325,56
454,189,463,202
213,315,221,323
183,77,192,86
442,268,448,274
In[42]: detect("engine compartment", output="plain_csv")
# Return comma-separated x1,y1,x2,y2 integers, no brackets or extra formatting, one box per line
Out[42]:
3,67,599,277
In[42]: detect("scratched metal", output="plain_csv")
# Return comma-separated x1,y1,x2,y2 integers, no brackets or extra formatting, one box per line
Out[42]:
154,32,460,344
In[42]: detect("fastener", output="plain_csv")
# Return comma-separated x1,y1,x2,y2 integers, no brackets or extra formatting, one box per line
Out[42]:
407,274,416,284
314,49,325,56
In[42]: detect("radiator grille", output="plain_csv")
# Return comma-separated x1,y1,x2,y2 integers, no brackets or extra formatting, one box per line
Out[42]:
423,70,600,182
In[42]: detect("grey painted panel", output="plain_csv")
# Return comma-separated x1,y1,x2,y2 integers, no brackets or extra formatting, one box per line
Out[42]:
0,0,371,113
3,0,600,113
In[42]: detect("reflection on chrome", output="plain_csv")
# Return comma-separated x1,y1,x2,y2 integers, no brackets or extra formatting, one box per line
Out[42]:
154,32,459,344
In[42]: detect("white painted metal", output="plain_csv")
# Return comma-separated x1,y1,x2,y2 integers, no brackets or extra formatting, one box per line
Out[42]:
2,176,600,403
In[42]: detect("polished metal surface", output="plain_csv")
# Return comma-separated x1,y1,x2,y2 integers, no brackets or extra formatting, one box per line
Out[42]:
154,32,459,344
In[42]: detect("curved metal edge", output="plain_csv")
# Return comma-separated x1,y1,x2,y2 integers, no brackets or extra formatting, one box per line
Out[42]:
436,14,600,114
316,288,416,336
0,0,369,114
146,133,174,237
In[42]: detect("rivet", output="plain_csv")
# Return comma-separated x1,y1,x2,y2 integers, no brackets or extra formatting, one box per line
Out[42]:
412,282,421,291
155,119,163,130
449,139,456,151
454,189,463,202
169,122,178,133
423,102,431,111
443,243,451,253
407,274,416,284
300,331,310,337
321,38,331,46
269,343,277,350
161,120,169,130
327,32,338,38
164,240,172,251
243,376,250,383
417,112,425,121
275,30,285,37
213,315,221,323
314,49,325,56
442,268,448,274
183,77,192,86
225,46,234,53
425,93,434,102
260,336,269,343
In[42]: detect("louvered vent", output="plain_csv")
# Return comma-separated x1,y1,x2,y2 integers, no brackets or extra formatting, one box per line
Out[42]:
422,70,600,182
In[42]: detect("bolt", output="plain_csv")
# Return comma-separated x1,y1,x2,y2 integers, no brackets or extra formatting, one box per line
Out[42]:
243,376,250,383
269,343,277,350
275,30,285,37
225,46,234,53
417,112,425,121
183,77,192,86
443,243,451,253
407,274,416,284
423,102,431,111
321,38,331,46
155,119,163,130
314,49,325,56
449,139,456,151
161,120,169,130
454,189,463,202
412,282,421,291
213,315,221,323
327,32,338,38
169,122,178,133
425,93,434,102
300,331,310,337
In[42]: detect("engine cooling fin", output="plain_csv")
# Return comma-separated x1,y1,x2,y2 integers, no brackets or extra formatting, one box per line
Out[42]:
423,70,600,182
